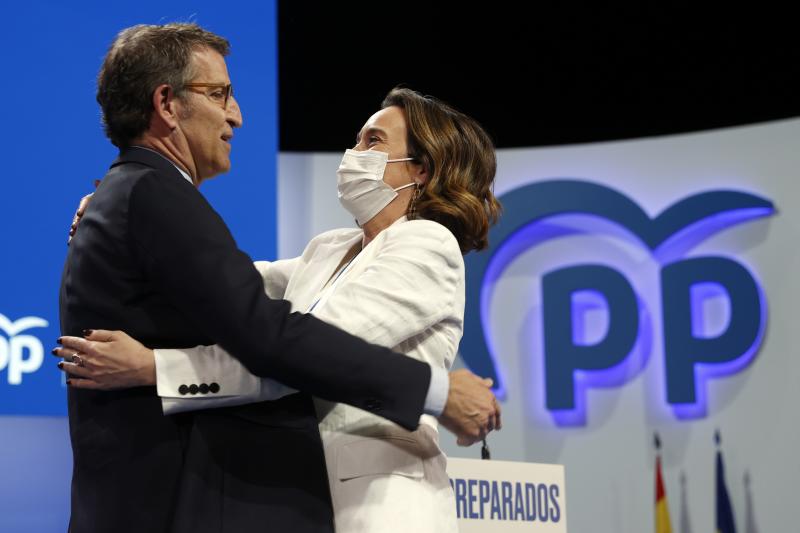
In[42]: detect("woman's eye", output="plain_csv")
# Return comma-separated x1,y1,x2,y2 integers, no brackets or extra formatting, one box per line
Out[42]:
368,136,380,145
210,91,225,100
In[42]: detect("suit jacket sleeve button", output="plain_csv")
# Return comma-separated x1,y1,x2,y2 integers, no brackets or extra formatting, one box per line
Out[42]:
188,384,199,395
198,383,209,394
209,382,220,394
178,385,189,395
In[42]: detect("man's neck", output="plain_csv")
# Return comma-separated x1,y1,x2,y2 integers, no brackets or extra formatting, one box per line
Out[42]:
132,137,198,186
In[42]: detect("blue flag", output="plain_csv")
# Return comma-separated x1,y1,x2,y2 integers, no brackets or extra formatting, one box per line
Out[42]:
716,447,737,533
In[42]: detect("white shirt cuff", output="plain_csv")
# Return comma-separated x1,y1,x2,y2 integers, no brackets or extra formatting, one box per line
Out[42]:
423,365,448,416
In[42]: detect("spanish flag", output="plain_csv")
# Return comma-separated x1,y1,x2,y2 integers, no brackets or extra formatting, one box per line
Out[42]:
655,434,673,533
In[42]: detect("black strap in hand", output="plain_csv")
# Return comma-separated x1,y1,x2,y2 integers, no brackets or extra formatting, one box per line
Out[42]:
481,438,491,460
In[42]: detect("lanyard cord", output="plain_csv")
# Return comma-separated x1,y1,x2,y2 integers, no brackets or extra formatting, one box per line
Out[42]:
307,250,359,314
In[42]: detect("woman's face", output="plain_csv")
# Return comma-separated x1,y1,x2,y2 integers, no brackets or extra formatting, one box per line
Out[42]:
354,106,426,189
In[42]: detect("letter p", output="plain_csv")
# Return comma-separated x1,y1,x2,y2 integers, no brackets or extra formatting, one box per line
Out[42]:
542,265,639,414
661,256,762,412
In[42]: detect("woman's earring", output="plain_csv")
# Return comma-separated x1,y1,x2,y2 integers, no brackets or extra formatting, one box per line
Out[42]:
408,182,422,220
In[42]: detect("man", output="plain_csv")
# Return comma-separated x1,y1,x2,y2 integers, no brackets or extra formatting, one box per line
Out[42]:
59,23,499,533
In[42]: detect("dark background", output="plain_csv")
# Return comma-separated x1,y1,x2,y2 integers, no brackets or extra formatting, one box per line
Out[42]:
278,3,799,151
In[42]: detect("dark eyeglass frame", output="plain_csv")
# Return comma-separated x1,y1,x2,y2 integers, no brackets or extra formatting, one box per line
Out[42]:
183,83,234,109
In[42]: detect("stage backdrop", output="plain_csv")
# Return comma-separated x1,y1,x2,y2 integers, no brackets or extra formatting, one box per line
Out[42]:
0,2,277,530
278,118,800,533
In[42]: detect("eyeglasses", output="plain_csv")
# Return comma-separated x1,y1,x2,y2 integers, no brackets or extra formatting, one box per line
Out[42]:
183,83,234,109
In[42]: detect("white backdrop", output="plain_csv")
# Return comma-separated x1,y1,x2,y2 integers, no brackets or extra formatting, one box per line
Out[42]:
277,118,800,533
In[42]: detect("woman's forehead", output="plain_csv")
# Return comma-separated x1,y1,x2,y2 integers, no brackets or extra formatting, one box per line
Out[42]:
360,106,407,138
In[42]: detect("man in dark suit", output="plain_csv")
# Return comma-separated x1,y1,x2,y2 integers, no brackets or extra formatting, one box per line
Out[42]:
59,23,498,533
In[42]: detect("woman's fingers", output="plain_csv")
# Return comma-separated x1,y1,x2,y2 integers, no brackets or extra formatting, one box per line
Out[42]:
83,329,118,343
58,361,93,379
53,334,112,375
75,192,94,220
52,342,91,361
67,190,96,244
50,342,86,363
55,331,117,358
54,329,153,389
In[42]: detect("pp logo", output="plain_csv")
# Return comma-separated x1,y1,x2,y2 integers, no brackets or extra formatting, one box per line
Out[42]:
0,313,49,385
461,180,774,425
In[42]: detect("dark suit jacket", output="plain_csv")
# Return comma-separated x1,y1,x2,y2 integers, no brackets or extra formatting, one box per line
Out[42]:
59,147,432,533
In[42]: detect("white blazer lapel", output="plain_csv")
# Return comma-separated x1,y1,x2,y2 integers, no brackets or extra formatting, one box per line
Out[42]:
285,232,364,313
308,217,408,315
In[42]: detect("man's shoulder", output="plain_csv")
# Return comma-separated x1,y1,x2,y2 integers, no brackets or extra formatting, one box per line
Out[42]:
98,163,202,217
101,159,158,188
96,158,165,197
100,148,193,194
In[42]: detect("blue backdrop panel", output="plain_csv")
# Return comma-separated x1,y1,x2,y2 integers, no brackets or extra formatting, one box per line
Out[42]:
0,1,277,530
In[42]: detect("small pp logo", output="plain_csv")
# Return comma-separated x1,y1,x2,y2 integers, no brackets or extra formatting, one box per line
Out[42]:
0,313,49,385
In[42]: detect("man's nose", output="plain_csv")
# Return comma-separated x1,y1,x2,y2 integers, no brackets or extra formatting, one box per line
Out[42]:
226,95,243,128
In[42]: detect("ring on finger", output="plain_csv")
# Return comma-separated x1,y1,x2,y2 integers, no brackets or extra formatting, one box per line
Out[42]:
72,353,85,367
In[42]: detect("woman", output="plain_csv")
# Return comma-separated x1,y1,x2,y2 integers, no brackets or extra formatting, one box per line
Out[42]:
57,87,500,532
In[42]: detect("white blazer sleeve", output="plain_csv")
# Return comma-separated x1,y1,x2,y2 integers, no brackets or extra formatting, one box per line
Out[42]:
254,257,302,299
155,257,302,414
156,345,297,414
313,220,463,350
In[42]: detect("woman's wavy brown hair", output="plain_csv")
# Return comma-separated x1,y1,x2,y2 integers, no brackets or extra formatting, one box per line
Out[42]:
382,88,501,253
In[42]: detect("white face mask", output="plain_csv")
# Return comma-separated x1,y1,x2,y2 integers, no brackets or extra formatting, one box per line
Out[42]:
336,149,417,225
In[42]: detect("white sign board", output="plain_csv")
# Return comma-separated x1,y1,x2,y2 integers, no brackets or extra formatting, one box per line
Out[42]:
447,458,566,532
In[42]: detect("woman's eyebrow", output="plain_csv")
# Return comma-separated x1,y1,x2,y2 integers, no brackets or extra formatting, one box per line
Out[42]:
357,126,389,143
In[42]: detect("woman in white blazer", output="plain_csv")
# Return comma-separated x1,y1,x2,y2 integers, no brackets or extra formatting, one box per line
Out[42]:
57,87,500,533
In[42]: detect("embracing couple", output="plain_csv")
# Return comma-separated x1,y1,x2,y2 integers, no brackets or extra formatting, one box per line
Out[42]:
57,22,501,533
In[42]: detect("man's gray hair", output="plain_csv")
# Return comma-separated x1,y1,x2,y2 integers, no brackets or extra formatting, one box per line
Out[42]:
96,23,229,148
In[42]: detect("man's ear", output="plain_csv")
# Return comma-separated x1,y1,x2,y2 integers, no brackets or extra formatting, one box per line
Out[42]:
150,84,181,130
